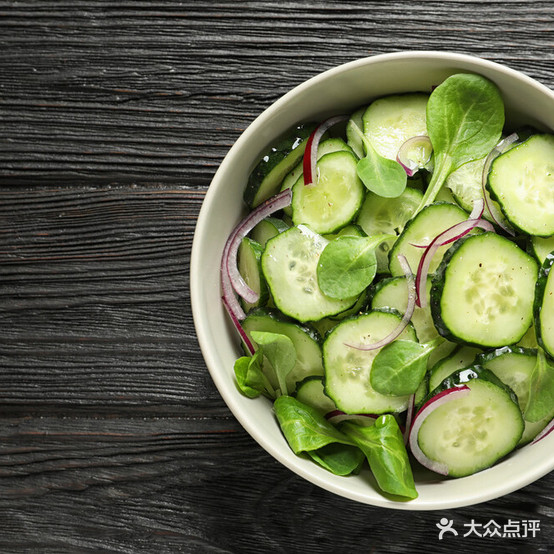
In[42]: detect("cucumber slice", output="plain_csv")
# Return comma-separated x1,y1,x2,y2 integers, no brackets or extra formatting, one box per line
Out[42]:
529,235,554,265
434,184,458,204
250,216,289,248
237,237,269,313
487,134,554,236
291,150,364,234
477,346,550,445
294,376,337,415
261,225,358,322
389,201,469,277
310,317,339,339
346,106,366,159
414,375,429,407
329,288,369,321
323,310,417,414
516,323,539,349
534,252,554,358
242,308,323,391
244,123,315,208
431,233,538,347
356,187,423,273
323,223,365,241
281,137,353,216
445,156,511,228
363,93,429,161
428,345,481,392
426,340,458,373
417,374,524,477
445,157,487,212
370,275,439,344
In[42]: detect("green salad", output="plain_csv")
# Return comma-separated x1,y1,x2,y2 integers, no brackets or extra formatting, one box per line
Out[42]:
220,73,554,500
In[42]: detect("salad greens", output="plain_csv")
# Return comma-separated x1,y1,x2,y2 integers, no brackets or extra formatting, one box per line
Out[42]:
274,395,356,453
234,331,297,399
354,127,408,198
274,396,416,496
317,234,394,299
250,330,296,397
417,73,505,213
525,348,554,423
222,71,554,501
342,417,418,499
234,350,274,399
370,337,444,396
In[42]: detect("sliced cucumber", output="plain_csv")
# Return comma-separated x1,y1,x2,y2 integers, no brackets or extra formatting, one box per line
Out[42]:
389,201,469,277
310,317,339,339
281,137,353,216
487,134,554,236
356,187,423,273
428,345,481,392
417,371,524,477
363,93,429,161
431,233,538,347
244,123,315,208
445,157,487,212
292,150,364,234
434,184,458,204
323,310,417,414
445,156,510,227
329,288,369,321
323,223,365,241
346,106,366,159
261,225,358,322
370,275,438,344
294,376,337,415
516,323,539,349
242,308,323,391
534,252,554,358
237,237,269,313
250,216,289,248
529,235,554,265
477,346,549,445
426,340,458,374
414,375,429,407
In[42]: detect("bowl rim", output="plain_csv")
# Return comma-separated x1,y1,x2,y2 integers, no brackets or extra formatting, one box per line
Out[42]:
190,50,554,510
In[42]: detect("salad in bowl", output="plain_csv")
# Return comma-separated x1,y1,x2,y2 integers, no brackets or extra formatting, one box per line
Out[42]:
191,52,554,509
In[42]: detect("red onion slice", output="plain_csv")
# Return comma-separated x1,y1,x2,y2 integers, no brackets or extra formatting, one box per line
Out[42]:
531,417,554,445
222,188,293,306
303,115,349,186
408,385,471,475
220,189,292,350
415,198,495,308
396,135,433,177
345,254,415,351
403,394,416,445
481,133,519,236
222,295,256,355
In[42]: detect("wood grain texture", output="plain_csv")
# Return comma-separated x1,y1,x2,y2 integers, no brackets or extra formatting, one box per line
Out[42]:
0,1,553,552
1,1,552,186
0,416,553,553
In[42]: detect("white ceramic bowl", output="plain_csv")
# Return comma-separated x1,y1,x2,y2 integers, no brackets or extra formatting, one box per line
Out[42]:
191,51,554,510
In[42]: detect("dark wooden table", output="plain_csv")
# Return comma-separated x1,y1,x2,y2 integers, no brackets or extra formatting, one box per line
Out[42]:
1,2,553,552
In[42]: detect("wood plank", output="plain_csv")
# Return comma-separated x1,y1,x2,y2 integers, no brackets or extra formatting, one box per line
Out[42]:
0,415,552,553
0,1,552,186
0,185,227,414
